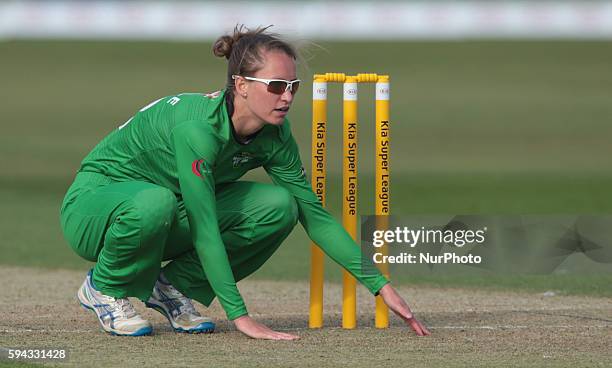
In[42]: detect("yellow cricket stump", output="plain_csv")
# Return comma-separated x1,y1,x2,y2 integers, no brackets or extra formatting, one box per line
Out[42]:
309,75,327,328
375,76,391,328
309,72,390,329
342,76,358,329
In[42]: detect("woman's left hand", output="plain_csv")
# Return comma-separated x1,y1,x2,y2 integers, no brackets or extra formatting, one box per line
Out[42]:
379,283,431,336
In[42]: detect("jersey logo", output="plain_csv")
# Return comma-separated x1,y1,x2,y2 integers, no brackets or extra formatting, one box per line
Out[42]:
192,159,213,177
232,152,254,168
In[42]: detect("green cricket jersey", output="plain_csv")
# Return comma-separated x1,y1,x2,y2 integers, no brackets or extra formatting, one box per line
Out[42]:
79,90,389,320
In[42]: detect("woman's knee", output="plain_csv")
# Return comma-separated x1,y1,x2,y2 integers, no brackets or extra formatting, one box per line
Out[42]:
128,187,178,241
265,186,298,228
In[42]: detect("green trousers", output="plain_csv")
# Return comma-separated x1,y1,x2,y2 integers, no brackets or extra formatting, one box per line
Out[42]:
60,172,298,307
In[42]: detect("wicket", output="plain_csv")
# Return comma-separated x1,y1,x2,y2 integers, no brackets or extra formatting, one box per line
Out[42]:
309,73,391,329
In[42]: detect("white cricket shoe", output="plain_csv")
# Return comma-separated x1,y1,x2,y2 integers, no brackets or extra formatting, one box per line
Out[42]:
145,275,215,333
77,270,152,336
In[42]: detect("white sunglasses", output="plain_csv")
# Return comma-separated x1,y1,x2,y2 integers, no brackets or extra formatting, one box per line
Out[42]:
232,75,301,95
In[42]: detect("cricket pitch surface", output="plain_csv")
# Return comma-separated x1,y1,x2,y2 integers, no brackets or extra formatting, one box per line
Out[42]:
1,266,610,367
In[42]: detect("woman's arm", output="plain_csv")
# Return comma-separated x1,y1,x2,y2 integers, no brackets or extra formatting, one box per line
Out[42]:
172,121,248,321
174,121,300,340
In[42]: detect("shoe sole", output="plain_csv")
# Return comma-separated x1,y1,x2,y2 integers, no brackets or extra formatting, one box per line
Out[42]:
145,302,215,334
78,287,152,337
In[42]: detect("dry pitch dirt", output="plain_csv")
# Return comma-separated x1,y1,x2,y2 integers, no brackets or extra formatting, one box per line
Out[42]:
0,266,610,368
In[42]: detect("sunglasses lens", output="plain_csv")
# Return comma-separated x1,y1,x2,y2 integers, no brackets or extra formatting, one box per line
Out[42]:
267,81,288,95
266,80,300,95
291,81,300,94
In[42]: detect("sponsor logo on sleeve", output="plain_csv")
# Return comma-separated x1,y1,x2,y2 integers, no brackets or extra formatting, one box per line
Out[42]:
191,159,213,177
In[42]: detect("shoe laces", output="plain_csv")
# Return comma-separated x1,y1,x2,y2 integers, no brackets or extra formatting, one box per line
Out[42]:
110,297,138,319
160,282,200,317
177,297,199,316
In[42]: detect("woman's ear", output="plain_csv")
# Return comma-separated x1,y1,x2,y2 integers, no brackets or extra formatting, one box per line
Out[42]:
235,76,248,98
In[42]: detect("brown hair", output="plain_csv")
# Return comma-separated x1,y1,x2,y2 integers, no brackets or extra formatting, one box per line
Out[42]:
212,25,297,97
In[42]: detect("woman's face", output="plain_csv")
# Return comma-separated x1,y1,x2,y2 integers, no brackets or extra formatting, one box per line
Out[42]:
242,49,298,126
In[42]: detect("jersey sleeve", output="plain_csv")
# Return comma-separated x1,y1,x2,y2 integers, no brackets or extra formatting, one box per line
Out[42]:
171,120,248,320
263,129,389,295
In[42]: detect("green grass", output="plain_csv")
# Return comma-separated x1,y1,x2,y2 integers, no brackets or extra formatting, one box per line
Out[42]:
1,40,611,297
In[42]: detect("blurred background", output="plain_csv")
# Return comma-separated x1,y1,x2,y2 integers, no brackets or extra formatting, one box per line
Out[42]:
1,0,611,295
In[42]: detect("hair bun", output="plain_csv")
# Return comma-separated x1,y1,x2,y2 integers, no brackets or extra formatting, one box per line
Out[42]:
212,34,235,59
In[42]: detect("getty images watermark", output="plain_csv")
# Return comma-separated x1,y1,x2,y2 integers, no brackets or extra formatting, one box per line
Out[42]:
360,215,612,275
371,226,487,264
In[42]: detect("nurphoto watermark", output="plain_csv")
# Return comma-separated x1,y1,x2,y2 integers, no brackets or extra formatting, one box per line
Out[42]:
361,215,612,275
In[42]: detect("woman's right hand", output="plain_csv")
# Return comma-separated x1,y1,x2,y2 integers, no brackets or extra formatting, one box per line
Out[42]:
379,283,431,336
233,315,300,340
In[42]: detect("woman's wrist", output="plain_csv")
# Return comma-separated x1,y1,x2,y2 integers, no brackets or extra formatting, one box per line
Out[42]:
378,283,392,296
232,314,250,324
